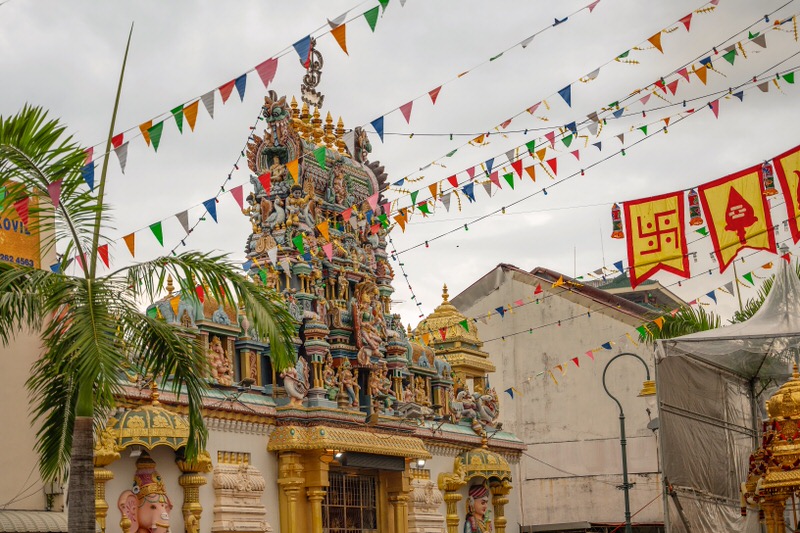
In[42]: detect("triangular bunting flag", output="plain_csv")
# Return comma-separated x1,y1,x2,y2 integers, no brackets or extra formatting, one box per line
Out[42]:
139,120,153,146
571,357,580,368
706,290,717,303
371,116,384,142
525,165,536,182
601,342,612,350
218,79,236,104
322,242,333,260
545,158,557,175
441,192,451,212
81,162,95,190
648,32,663,53
13,197,29,226
552,275,565,288
123,233,135,257
511,160,523,177
496,306,505,317
429,86,442,104
292,234,304,254
558,85,572,107
613,260,624,273
314,146,327,169
201,90,215,118
176,210,190,234
710,99,720,119
680,13,692,31
255,57,279,87
234,73,247,101
150,222,164,246
364,6,380,32
170,105,184,133
653,317,665,330
231,184,244,209
503,173,515,189
742,272,754,285
534,284,543,294
147,121,164,152
585,350,595,361
184,101,199,131
203,198,218,223
47,179,62,209
399,101,413,123
286,159,299,182
293,35,312,66
97,244,109,268
258,173,271,196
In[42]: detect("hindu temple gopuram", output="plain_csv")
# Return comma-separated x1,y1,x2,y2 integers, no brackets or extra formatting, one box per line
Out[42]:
92,50,524,533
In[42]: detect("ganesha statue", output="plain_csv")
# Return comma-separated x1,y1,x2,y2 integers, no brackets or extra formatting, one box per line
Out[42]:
118,452,173,533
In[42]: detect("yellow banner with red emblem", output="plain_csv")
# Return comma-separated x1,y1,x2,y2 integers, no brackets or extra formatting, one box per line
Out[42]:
774,144,800,244
624,191,689,288
698,165,775,273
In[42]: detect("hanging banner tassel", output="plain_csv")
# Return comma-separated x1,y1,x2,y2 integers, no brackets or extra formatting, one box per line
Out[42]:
688,188,704,226
762,160,778,196
611,203,624,239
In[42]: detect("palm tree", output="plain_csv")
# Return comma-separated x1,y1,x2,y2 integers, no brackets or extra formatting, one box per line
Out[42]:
730,261,800,323
0,106,296,533
639,305,722,342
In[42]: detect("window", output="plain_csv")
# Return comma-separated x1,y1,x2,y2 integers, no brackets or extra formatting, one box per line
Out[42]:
323,471,378,533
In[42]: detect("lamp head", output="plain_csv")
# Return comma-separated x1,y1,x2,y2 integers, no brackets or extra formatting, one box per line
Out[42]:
638,379,657,410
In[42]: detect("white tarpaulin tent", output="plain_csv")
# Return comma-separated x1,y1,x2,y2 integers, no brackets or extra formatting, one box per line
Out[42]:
656,260,800,532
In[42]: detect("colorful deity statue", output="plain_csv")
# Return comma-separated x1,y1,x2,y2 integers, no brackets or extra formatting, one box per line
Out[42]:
208,336,233,386
281,356,309,407
337,358,360,407
353,281,386,365
464,482,492,533
117,452,173,533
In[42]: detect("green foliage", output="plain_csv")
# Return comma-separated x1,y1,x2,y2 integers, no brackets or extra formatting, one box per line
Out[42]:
731,262,800,323
639,305,722,343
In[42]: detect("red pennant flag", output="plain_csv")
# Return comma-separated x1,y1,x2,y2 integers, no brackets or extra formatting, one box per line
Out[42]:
439,328,447,340
255,57,279,88
47,179,62,209
399,101,413,124
655,79,666,93
447,175,458,188
111,133,124,149
500,118,513,129
545,158,558,175
195,285,205,304
527,102,541,115
97,244,109,268
571,150,580,160
231,184,244,209
679,13,692,31
342,207,353,221
429,86,442,104
571,357,580,368
588,0,600,12
666,80,679,95
511,160,523,177
258,173,271,196
677,67,690,82
13,197,29,226
534,284,543,294
710,99,720,118
219,79,236,103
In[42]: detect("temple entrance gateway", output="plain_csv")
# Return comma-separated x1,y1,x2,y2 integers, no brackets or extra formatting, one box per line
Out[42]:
323,471,378,533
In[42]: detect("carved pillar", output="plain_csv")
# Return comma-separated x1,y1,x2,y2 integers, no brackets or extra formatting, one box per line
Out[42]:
761,494,787,533
490,480,512,533
306,488,326,533
277,452,306,533
386,463,413,533
437,473,465,533
93,426,120,533
302,451,330,533
176,451,212,533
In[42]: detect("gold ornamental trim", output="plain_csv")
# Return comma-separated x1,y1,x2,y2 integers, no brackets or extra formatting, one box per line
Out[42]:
267,425,431,459
439,352,496,373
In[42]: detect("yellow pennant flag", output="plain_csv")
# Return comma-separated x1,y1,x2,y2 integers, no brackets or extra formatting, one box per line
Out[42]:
316,220,330,241
139,120,153,146
535,148,547,161
472,134,485,145
653,316,665,330
552,275,565,288
331,23,348,55
623,191,690,288
286,159,299,182
698,165,776,272
169,295,180,317
422,332,431,345
123,233,135,257
774,143,800,243
184,100,200,131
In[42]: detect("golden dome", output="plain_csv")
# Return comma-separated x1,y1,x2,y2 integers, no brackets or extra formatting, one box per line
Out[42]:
767,365,800,420
453,441,512,484
416,285,482,348
108,389,190,451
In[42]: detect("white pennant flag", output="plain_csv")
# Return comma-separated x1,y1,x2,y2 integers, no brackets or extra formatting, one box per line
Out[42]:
342,131,356,157
482,181,492,198
327,12,347,28
723,281,734,295
176,210,190,234
441,192,451,212
585,68,600,80
399,0,407,6
114,141,129,174
279,259,292,278
587,122,598,136
505,149,515,163
267,246,278,266
201,90,215,119
521,35,535,49
349,216,359,230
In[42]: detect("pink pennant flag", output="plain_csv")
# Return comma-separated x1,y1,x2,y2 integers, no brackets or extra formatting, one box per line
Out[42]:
514,299,524,307
666,79,679,96
677,67,690,82
585,350,594,361
545,158,558,175
500,118,512,129
342,207,353,221
489,171,501,189
571,150,580,160
219,79,236,103
399,101,413,124
381,202,391,215
322,242,333,260
255,57,278,88
231,184,244,209
588,0,600,12
429,86,442,104
466,167,476,180
710,99,720,118
640,94,651,105
47,179,62,209
84,146,94,165
527,102,541,115
545,131,556,148
367,193,379,211
75,253,85,271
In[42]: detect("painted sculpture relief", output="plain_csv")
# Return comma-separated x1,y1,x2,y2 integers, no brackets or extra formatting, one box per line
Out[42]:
464,482,492,533
117,452,173,533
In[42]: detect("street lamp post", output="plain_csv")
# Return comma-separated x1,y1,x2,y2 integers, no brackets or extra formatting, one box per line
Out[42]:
602,352,657,533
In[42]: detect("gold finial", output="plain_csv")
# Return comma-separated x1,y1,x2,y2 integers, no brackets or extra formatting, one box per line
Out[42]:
312,107,324,143
166,274,174,296
442,284,449,303
407,324,412,336
149,379,160,406
324,111,336,147
290,96,299,118
335,116,347,154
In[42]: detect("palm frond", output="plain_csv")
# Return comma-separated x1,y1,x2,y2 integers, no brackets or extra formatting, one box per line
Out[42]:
640,305,722,342
730,261,800,323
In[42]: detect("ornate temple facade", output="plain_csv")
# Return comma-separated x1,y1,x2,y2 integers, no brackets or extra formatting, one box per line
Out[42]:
79,67,524,533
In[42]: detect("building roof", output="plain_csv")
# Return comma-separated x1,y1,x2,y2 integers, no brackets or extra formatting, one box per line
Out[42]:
0,511,67,533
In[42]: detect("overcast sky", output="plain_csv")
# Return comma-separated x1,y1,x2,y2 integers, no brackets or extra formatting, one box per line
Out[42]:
2,0,800,330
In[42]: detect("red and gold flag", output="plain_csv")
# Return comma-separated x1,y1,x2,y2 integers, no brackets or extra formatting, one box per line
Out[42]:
774,144,800,243
698,165,776,272
624,191,690,288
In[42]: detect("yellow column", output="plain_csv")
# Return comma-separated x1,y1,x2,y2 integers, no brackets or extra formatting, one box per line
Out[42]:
93,427,120,533
303,451,330,533
437,472,464,533
490,480,512,533
307,488,326,533
176,450,212,532
386,464,413,533
761,494,787,533
277,452,307,533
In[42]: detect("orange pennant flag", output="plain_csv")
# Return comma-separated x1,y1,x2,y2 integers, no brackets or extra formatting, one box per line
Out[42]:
472,134,485,145
286,159,299,182
552,275,565,288
624,191,690,288
693,64,708,85
535,148,547,161
123,233,135,257
524,165,536,182
169,296,181,317
184,101,199,131
698,165,776,272
774,144,800,244
393,214,406,232
331,23,348,55
429,183,438,201
648,32,664,53
653,316,665,330
422,332,431,345
139,120,153,146
316,220,330,241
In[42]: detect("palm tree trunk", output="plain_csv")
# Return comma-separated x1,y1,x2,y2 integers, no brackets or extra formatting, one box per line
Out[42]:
68,415,95,533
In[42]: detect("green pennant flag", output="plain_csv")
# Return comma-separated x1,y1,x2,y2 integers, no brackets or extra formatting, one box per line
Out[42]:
258,269,267,284
292,234,304,254
503,173,515,189
378,213,389,227
784,72,795,84
148,121,165,152
638,125,648,135
314,146,327,169
490,52,504,61
562,134,573,147
748,31,760,39
410,190,418,204
149,221,164,246
446,149,458,157
146,307,158,319
695,227,709,236
526,140,536,154
418,202,431,214
364,6,379,32
459,319,469,332
608,100,619,108
636,325,647,337
722,49,737,65
171,105,184,133
742,272,754,285
378,0,389,11
617,51,630,59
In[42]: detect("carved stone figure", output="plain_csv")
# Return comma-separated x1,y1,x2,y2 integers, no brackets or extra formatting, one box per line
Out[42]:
408,476,446,533
434,356,453,379
353,126,372,163
337,271,349,301
464,482,492,533
281,356,309,407
337,359,359,407
208,336,233,386
476,387,500,427
117,452,173,533
353,281,385,365
285,184,316,229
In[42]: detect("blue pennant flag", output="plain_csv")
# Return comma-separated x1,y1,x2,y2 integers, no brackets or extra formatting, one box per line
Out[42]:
553,16,568,26
234,73,247,102
371,116,385,143
592,142,602,151
602,342,613,350
50,263,61,273
293,35,312,66
505,387,514,399
496,306,505,317
242,259,254,271
203,198,218,223
612,108,625,119
393,178,405,187
699,57,713,67
81,162,95,190
558,85,572,107
706,290,717,303
302,252,312,261
565,121,577,136
366,210,373,224
461,183,475,202
733,91,744,101
613,260,624,273
485,157,494,174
